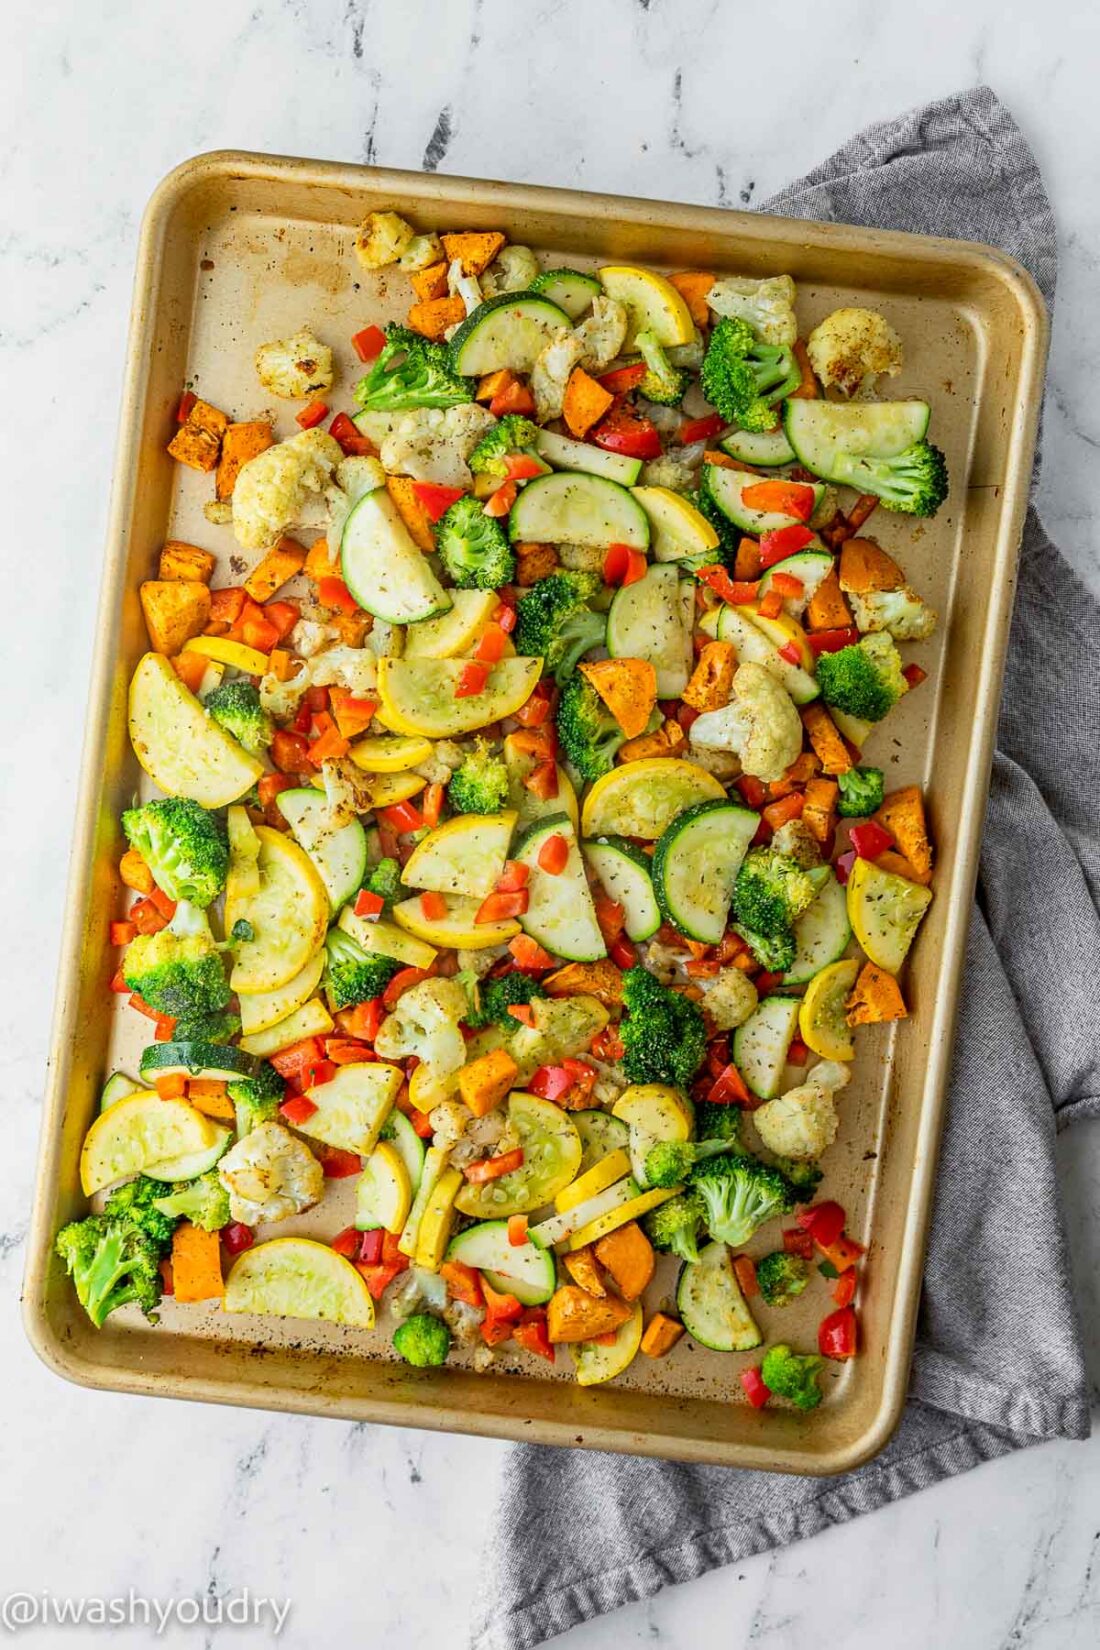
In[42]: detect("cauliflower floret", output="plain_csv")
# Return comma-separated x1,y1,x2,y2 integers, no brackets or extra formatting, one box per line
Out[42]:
531,330,584,422
254,327,334,400
216,1121,324,1225
374,977,470,1109
706,274,797,347
380,404,496,489
355,210,414,270
429,1099,474,1152
259,660,310,720
318,756,379,827
806,307,903,398
771,818,825,869
638,453,698,493
848,586,937,641
308,643,380,696
753,1061,851,1161
444,1298,486,1343
573,295,628,373
699,966,759,1031
689,661,802,782
457,944,509,979
641,937,689,986
447,258,484,316
232,429,343,550
390,1266,449,1320
586,1056,627,1108
290,618,337,658
398,232,443,272
480,245,539,296
683,745,742,782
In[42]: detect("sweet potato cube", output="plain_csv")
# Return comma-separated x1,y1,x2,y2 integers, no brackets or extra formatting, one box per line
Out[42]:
805,569,852,632
304,537,338,581
801,703,853,775
407,295,466,340
563,1246,607,1298
543,959,624,1008
457,1048,519,1118
244,537,307,603
669,271,716,329
140,579,211,656
846,962,908,1026
409,262,450,302
640,1311,685,1358
802,776,839,844
514,542,559,584
839,537,906,594
441,231,506,276
617,720,687,763
594,1221,655,1302
386,475,437,552
170,1223,224,1303
187,1079,235,1122
167,423,221,473
682,641,736,712
875,785,933,878
216,420,274,501
579,658,658,741
546,1285,633,1344
562,368,614,439
158,540,216,584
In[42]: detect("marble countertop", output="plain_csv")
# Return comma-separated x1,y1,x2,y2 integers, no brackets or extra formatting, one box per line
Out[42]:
6,2,1100,1645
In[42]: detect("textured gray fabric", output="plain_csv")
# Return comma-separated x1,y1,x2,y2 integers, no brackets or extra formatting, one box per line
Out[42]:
472,87,1100,1650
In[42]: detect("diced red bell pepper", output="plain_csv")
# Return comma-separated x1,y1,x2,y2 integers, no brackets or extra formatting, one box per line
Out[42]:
679,412,726,445
592,408,663,461
514,686,553,727
489,379,536,418
849,821,894,860
331,1226,362,1259
696,564,760,606
507,1003,535,1027
464,1147,525,1183
352,324,386,362
482,1278,524,1322
609,933,637,971
536,832,569,875
786,1038,809,1067
783,1227,815,1260
807,626,861,656
777,640,803,667
528,1064,572,1102
758,524,816,569
754,969,784,993
483,480,518,518
741,480,816,522
494,600,517,634
264,599,301,641
835,849,857,886
336,997,385,1041
740,1366,770,1409
222,1222,254,1256
357,1259,406,1299
513,1308,555,1362
732,1254,759,1298
419,781,444,829
357,1228,385,1265
593,892,626,943
383,966,433,1010
503,453,546,481
756,589,784,620
819,1305,858,1361
270,1036,326,1081
507,1215,529,1247
903,662,928,688
495,860,531,893
329,411,375,456
736,774,768,809
509,934,555,971
769,570,806,600
110,919,137,947
603,544,648,586
561,1059,597,1104
797,1200,847,1249
456,661,491,698
477,889,529,924
591,1025,625,1063
816,1233,866,1273
318,1146,362,1179
440,1259,484,1308
833,1269,858,1307
353,888,385,920
272,729,312,774
411,480,465,522
279,1094,319,1126
420,891,448,921
508,725,557,761
324,1038,374,1066
523,759,559,801
707,1062,752,1107
296,399,330,430
475,622,509,664
597,362,647,394
380,799,424,833
317,575,360,616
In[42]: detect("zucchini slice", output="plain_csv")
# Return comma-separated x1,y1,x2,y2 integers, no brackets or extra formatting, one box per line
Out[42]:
276,787,368,916
509,471,650,551
446,1220,557,1305
756,549,835,620
535,427,643,486
100,1071,140,1112
340,486,452,624
699,461,825,535
720,426,796,468
140,1041,258,1083
782,873,851,986
784,398,931,478
529,267,603,319
605,563,694,697
652,800,758,945
573,1110,631,1177
448,292,572,376
513,815,607,962
581,838,661,942
733,996,801,1100
677,1241,762,1352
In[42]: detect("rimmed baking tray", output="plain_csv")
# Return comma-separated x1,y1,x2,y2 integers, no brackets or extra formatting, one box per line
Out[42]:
23,152,1047,1474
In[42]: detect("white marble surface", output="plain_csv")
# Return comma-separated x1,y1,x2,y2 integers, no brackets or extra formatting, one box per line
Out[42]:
6,2,1100,1645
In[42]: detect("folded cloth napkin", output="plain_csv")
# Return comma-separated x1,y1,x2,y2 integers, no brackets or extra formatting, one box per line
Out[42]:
472,86,1100,1650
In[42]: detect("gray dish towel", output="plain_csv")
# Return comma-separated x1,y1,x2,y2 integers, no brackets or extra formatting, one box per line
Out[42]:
472,86,1100,1650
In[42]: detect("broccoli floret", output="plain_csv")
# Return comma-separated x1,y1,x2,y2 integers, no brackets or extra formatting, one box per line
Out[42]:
122,797,228,908
760,1343,825,1410
392,1311,451,1367
731,847,828,969
556,674,636,783
204,681,274,757
226,1060,286,1135
172,1007,241,1044
643,1137,734,1189
636,328,687,406
465,971,547,1030
815,632,907,723
447,742,510,815
122,902,231,1019
700,317,801,432
435,496,515,590
362,856,403,908
836,765,885,818
354,323,473,412
152,1171,231,1232
825,440,948,517
620,966,707,1091
693,482,741,570
690,1153,794,1248
56,1215,165,1327
468,415,542,479
767,1156,824,1202
515,572,606,685
696,1102,744,1150
643,1189,706,1264
103,1175,178,1250
324,927,400,1011
755,1251,811,1307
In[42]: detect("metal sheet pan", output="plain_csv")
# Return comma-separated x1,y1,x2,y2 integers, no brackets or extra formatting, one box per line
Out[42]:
23,152,1047,1474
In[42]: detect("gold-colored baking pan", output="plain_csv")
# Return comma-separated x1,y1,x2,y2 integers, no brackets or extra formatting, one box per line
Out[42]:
23,152,1047,1473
